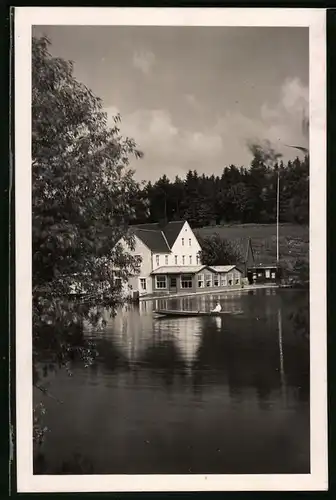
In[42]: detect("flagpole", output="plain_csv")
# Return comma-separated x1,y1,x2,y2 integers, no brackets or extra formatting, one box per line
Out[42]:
276,169,280,263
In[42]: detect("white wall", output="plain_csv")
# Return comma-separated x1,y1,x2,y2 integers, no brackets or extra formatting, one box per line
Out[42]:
168,221,202,267
151,251,171,270
151,222,201,269
118,235,153,295
118,221,202,294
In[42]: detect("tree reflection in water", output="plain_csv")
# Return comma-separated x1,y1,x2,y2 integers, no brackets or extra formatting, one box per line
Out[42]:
33,289,310,475
141,339,186,387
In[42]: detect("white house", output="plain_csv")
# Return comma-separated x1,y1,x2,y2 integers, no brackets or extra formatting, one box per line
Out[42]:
118,220,202,296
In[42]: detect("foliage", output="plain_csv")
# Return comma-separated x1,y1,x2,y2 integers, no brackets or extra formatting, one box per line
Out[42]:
280,257,309,287
289,303,309,341
292,258,309,282
32,36,144,449
197,224,309,269
32,35,144,334
198,233,242,266
33,403,48,447
134,152,309,226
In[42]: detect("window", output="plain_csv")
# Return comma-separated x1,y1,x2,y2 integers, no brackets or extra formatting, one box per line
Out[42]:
140,278,147,290
196,254,200,265
205,274,212,287
156,255,160,267
221,275,227,287
134,255,141,272
182,238,185,246
155,275,167,289
189,255,192,264
182,255,185,265
258,272,262,277
228,273,233,285
174,255,178,265
271,272,276,279
197,274,204,288
165,255,168,265
214,274,219,286
181,275,193,288
189,238,191,246
265,269,271,278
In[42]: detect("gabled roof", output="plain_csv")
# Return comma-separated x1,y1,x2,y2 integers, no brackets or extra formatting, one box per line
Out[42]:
133,228,170,253
245,237,255,267
132,220,187,253
162,221,185,247
209,265,237,273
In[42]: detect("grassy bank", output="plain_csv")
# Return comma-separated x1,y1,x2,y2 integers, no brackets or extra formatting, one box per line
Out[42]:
195,223,309,267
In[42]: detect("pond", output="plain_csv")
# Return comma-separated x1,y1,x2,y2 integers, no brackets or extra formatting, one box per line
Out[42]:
34,288,310,475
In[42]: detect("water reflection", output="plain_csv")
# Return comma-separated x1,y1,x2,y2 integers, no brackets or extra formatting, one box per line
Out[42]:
34,289,310,475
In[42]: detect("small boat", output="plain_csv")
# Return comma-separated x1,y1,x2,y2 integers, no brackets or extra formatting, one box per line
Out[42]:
153,309,241,318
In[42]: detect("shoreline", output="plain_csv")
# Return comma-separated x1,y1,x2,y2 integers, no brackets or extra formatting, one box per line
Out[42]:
138,283,280,302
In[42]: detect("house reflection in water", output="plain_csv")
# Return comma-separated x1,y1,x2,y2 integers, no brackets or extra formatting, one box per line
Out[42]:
83,294,292,407
85,305,203,375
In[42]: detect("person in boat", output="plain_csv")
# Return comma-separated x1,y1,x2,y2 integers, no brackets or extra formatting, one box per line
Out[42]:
211,302,222,313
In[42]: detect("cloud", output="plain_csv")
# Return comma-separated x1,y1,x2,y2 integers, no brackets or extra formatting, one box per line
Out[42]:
132,50,155,74
259,78,309,147
214,77,309,161
106,107,223,181
186,94,196,106
104,77,309,181
104,105,120,119
185,93,203,113
281,78,308,114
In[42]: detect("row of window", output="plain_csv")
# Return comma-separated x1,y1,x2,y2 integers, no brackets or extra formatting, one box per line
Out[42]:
181,238,192,246
252,270,276,279
155,254,200,266
197,273,240,288
154,273,241,290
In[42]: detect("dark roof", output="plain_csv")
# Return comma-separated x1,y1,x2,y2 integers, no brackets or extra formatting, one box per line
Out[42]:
162,221,185,247
132,221,186,253
133,223,161,231
133,228,170,253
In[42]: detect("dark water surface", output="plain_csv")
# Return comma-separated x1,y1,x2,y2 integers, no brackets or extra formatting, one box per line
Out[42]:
34,288,310,474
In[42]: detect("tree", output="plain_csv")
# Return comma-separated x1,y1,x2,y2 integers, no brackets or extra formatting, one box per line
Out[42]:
198,233,242,266
226,182,254,222
32,36,144,445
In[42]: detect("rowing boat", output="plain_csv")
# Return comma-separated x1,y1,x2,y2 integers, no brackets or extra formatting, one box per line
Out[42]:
153,309,241,318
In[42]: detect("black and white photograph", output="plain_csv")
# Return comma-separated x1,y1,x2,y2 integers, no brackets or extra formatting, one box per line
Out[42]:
15,7,327,493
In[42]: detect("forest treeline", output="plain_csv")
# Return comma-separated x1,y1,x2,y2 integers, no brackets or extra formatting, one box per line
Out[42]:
133,154,309,227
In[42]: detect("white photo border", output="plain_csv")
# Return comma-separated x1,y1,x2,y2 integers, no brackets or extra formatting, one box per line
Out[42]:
15,7,327,493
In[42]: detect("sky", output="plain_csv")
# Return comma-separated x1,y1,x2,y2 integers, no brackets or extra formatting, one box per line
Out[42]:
33,25,309,182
